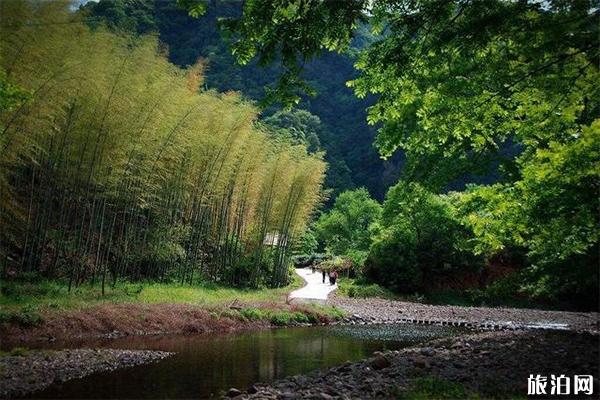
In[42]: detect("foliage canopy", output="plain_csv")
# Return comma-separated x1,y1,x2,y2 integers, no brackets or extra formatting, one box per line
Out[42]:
0,1,325,289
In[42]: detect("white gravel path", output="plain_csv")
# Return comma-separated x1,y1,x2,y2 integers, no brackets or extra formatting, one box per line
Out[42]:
289,268,337,301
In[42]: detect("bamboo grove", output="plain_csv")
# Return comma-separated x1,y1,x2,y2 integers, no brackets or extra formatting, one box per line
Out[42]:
0,1,326,290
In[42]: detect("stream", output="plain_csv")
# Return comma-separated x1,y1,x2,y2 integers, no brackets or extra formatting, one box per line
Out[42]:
32,324,464,399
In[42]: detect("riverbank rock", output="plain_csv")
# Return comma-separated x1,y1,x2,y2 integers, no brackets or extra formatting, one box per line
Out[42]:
328,296,599,333
0,348,173,398
420,346,435,356
370,353,391,370
237,330,599,399
226,388,242,397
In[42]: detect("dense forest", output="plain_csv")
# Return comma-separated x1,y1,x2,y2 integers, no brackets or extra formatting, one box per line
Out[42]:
277,0,598,310
81,0,400,202
0,0,598,311
1,3,598,400
0,1,325,290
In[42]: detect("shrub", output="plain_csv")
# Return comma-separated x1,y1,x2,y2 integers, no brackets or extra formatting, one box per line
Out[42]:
270,311,294,326
292,253,330,268
267,310,313,326
347,283,387,298
345,249,368,272
366,222,421,292
302,312,319,323
239,307,267,321
317,256,353,273
123,283,144,296
292,312,310,324
338,278,394,299
0,307,44,327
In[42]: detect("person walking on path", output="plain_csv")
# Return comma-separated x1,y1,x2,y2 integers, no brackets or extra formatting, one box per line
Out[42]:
322,269,326,283
329,270,338,286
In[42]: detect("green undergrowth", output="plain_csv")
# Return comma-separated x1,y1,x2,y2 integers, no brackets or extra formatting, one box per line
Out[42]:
0,304,44,327
397,376,527,400
337,275,552,310
422,284,552,310
0,347,30,357
0,274,346,328
0,274,303,314
337,278,397,299
396,377,481,400
238,304,345,326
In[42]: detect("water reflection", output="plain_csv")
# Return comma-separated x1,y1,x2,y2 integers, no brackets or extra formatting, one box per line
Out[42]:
33,324,462,399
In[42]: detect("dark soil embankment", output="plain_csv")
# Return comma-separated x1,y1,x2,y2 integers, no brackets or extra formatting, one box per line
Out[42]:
0,303,270,346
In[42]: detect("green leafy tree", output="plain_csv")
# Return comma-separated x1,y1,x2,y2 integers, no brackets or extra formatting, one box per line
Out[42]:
351,1,598,187
519,122,599,267
450,184,525,257
196,0,599,307
84,0,157,33
294,227,319,255
200,0,597,163
262,109,322,153
367,181,481,292
451,120,600,306
216,0,367,106
193,0,598,191
315,188,380,257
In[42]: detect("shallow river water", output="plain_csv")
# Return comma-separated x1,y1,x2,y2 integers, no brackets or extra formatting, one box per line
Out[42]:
33,324,463,399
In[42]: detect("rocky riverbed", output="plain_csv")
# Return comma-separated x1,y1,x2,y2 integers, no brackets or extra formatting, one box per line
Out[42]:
329,296,599,332
235,330,599,399
0,348,173,398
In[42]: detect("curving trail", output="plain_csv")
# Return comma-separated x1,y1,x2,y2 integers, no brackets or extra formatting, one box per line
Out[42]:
289,268,337,301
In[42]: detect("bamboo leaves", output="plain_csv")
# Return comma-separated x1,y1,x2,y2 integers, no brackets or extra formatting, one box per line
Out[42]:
0,1,325,288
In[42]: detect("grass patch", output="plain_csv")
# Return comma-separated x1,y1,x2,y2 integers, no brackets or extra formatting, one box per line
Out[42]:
397,377,480,400
0,274,347,329
307,303,346,321
0,305,44,327
0,347,31,357
269,311,306,326
0,274,304,313
239,307,268,321
237,305,345,326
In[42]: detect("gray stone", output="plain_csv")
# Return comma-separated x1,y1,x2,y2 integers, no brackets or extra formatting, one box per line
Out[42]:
227,388,242,397
420,347,435,356
370,354,390,370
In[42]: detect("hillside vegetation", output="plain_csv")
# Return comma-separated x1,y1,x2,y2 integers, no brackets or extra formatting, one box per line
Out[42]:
0,1,325,293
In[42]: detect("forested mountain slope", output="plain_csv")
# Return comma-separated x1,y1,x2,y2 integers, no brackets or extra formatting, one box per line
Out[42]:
82,0,402,202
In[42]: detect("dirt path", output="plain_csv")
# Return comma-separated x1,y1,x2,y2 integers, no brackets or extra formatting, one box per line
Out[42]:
289,268,337,301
